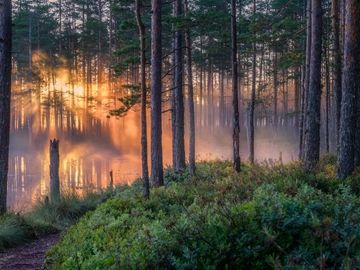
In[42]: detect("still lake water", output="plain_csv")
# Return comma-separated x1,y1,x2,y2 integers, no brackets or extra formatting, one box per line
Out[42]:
8,72,298,211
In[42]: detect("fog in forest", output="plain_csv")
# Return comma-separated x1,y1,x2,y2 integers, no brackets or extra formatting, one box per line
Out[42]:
8,51,302,211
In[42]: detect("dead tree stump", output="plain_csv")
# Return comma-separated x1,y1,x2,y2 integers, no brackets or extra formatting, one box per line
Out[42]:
50,139,60,203
109,170,114,190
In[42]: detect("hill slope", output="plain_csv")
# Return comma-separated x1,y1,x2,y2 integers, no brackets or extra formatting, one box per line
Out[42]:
46,159,360,269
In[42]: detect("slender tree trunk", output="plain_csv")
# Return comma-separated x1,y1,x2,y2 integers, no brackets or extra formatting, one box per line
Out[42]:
249,0,256,164
184,0,195,176
150,0,164,186
0,0,11,213
28,13,32,72
273,52,278,127
50,139,60,203
337,0,360,179
299,0,312,160
108,3,113,92
304,0,322,172
332,0,342,149
231,0,241,172
219,68,225,127
294,68,300,130
135,0,149,198
172,0,185,172
325,38,330,153
199,38,203,127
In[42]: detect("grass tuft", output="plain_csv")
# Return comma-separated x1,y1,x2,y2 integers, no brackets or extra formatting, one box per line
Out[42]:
0,188,116,251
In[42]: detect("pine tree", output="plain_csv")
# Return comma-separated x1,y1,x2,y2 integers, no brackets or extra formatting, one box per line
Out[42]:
337,0,360,179
304,0,322,172
231,0,241,172
135,0,150,198
150,0,164,187
0,0,12,213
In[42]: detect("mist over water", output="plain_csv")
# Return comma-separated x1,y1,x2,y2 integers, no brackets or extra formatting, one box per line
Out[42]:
8,57,299,211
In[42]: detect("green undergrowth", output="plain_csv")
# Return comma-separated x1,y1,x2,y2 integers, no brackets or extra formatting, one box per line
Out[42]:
0,189,115,251
46,158,360,269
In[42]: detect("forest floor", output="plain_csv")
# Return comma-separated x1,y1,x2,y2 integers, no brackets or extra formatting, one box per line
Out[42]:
0,233,59,270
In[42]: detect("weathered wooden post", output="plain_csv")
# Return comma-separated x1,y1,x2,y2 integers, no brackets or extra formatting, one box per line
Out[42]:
50,139,60,203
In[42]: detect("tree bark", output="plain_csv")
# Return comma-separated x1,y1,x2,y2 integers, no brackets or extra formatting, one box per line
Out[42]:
249,0,256,164
231,0,241,172
50,139,60,203
150,0,164,186
172,0,186,172
0,0,11,213
184,0,195,176
332,0,342,148
135,0,150,198
299,0,312,160
219,68,225,127
337,0,360,179
324,37,330,153
273,52,278,127
304,0,322,172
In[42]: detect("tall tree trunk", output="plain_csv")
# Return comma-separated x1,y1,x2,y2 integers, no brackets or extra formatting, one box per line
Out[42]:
325,37,330,153
332,0,342,149
231,0,241,172
184,0,195,176
172,0,185,172
300,0,312,160
0,0,11,213
108,2,113,92
150,0,164,186
337,0,360,179
294,68,300,130
135,0,149,198
219,68,225,127
199,38,203,127
273,52,278,127
249,0,256,164
304,0,322,172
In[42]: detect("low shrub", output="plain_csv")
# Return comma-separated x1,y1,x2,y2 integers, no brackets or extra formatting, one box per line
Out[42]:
46,159,360,269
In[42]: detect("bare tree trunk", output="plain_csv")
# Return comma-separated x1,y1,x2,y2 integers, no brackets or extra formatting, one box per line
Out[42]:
150,0,164,186
332,0,342,149
231,0,241,172
184,0,195,176
249,0,256,164
172,0,185,172
294,68,300,130
219,68,225,127
108,2,113,92
0,0,11,213
304,0,322,172
50,139,60,203
337,0,360,179
199,38,203,127
135,0,150,198
273,52,278,127
325,37,330,153
299,0,312,160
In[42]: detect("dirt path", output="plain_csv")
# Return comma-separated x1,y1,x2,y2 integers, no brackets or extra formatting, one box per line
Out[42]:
0,234,60,270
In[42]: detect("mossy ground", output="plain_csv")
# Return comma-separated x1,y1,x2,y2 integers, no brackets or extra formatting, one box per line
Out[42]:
45,157,360,269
